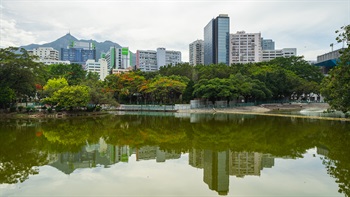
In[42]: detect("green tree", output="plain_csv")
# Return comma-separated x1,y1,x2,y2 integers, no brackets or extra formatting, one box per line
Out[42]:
45,85,90,109
145,76,186,104
182,80,195,103
0,87,16,109
0,47,44,106
82,72,118,108
193,78,236,104
253,65,302,100
159,63,195,80
116,72,146,104
269,56,324,83
47,63,86,85
321,25,350,114
195,63,234,81
230,74,272,102
43,78,69,97
103,73,120,99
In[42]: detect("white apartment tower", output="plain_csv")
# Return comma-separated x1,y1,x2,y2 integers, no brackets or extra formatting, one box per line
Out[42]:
28,47,59,61
85,59,108,81
136,50,158,72
136,48,181,72
189,40,204,65
229,31,262,64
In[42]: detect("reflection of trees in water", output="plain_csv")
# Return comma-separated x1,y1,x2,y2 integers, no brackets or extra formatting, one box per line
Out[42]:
1,114,350,195
0,121,48,184
318,123,350,197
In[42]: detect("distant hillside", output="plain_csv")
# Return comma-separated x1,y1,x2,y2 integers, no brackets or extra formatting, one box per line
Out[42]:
20,33,124,59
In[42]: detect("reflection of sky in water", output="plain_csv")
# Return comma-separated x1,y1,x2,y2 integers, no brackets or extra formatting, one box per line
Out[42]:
268,108,346,118
1,149,341,196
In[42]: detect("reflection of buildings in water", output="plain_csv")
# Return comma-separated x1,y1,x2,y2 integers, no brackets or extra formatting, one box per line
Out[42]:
189,148,276,195
317,146,329,157
135,146,181,162
48,138,130,174
261,154,275,169
229,152,262,177
203,150,230,196
189,148,204,169
229,152,275,177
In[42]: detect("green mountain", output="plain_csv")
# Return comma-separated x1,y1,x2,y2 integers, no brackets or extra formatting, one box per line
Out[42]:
20,33,124,60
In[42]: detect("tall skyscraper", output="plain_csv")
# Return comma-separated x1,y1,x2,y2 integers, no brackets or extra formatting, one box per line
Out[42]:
204,14,230,65
189,39,204,65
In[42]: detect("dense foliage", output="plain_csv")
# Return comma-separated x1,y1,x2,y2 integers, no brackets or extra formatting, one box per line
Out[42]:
321,25,350,114
0,46,325,110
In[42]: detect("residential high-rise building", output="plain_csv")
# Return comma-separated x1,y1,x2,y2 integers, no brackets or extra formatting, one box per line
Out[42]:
28,47,59,61
204,14,230,65
136,50,158,72
136,48,181,72
104,47,132,71
85,58,108,81
261,38,275,50
61,41,96,65
189,40,204,65
262,48,297,61
230,31,262,64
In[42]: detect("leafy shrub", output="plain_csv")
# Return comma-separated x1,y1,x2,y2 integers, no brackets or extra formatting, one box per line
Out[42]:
26,106,35,113
10,106,17,112
18,106,24,112
95,106,102,111
47,107,53,113
55,105,64,112
86,106,95,112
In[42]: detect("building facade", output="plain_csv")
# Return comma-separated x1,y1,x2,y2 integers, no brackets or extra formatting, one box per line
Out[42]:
262,48,297,61
189,40,204,65
38,60,70,65
136,50,158,72
204,14,230,65
61,41,96,65
261,38,275,50
229,31,262,64
85,59,108,81
136,48,181,72
28,47,59,61
104,47,132,71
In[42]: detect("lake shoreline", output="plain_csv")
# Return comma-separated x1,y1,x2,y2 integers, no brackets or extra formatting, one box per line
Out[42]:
1,103,347,121
178,103,350,121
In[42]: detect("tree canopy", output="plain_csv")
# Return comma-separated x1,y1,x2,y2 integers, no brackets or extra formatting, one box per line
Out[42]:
321,25,350,114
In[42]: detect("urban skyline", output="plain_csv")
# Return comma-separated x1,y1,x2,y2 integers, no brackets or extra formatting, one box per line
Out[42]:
1,1,349,62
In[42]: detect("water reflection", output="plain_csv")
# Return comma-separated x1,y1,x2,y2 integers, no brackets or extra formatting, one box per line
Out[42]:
0,113,349,196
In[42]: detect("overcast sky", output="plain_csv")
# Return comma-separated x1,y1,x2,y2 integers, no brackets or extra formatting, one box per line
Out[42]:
1,0,349,61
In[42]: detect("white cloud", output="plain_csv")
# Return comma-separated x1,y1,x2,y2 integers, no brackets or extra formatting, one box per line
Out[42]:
0,18,37,47
1,0,349,61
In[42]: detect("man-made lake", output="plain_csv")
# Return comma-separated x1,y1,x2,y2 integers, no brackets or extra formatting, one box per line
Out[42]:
0,112,349,196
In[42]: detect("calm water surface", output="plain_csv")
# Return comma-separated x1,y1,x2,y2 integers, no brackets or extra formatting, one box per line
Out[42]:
0,112,349,196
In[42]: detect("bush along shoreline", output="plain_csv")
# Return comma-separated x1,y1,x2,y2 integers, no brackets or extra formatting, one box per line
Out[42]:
0,105,109,119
